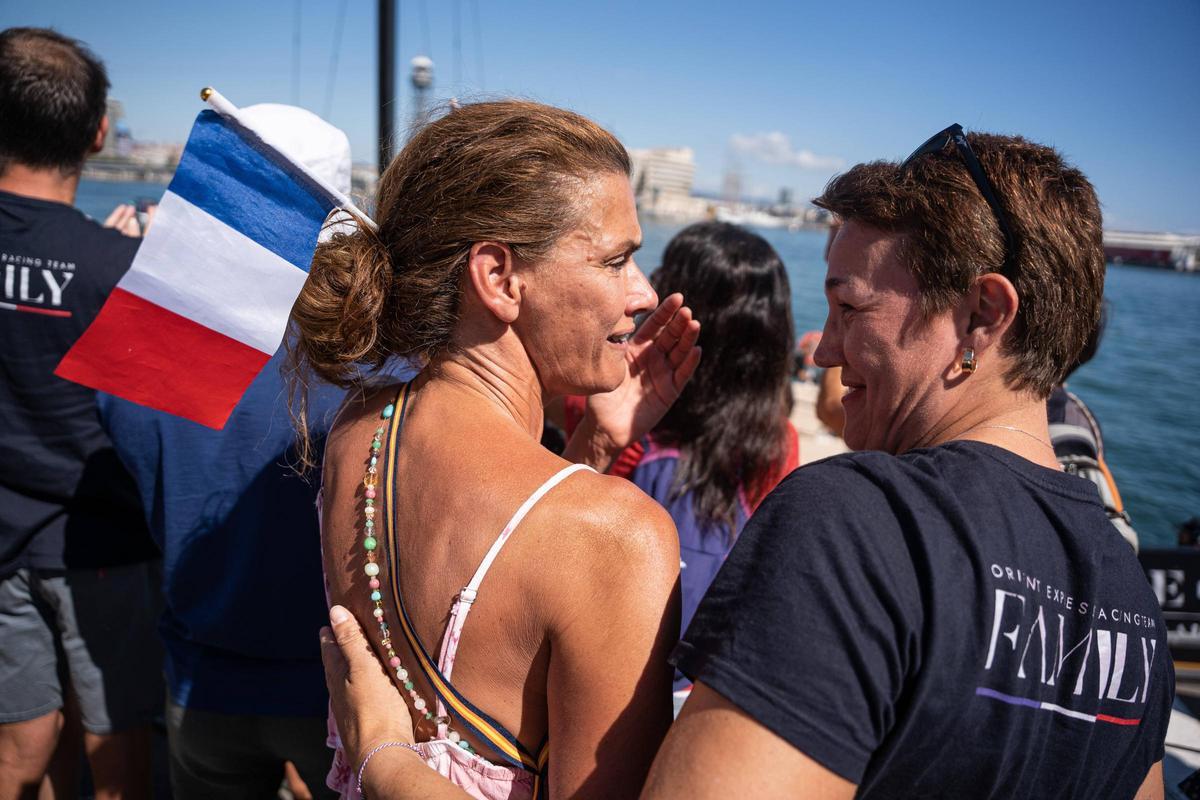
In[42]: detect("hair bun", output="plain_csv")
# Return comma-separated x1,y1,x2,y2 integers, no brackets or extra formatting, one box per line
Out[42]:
292,224,393,388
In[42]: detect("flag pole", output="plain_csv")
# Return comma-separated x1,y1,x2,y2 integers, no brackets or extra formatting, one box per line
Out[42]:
199,87,378,231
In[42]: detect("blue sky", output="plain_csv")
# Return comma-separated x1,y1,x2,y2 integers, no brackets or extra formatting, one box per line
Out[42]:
5,0,1198,231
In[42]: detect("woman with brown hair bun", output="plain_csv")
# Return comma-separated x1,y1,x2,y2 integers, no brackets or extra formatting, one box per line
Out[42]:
292,100,699,799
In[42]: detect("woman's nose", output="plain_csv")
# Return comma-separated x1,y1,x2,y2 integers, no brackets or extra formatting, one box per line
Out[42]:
626,259,658,316
813,323,841,369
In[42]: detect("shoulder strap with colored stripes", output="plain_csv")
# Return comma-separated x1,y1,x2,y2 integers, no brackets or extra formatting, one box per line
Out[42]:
382,383,541,773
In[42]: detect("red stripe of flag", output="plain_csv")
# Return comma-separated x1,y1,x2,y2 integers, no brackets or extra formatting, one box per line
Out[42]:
55,287,271,429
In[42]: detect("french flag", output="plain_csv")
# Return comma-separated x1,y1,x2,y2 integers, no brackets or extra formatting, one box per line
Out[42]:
56,99,345,429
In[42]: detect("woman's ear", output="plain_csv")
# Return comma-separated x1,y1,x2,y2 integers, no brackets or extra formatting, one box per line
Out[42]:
465,241,522,324
963,272,1019,355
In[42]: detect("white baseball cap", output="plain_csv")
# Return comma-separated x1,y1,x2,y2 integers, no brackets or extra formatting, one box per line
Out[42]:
237,103,352,197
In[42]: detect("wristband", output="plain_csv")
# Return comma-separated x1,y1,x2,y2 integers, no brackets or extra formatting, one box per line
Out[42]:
357,741,422,796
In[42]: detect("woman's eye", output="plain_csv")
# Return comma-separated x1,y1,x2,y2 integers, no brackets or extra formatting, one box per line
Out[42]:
839,302,855,314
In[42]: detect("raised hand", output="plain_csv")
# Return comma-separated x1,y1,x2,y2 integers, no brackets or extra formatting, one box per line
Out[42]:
565,293,701,470
103,203,141,237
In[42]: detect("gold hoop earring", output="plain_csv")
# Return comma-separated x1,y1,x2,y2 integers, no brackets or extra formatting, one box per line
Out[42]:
961,348,977,374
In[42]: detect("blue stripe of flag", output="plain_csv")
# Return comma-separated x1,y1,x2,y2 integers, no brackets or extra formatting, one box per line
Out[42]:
168,110,337,272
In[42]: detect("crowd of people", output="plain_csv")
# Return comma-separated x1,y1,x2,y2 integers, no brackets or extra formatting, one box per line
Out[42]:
0,25,1174,800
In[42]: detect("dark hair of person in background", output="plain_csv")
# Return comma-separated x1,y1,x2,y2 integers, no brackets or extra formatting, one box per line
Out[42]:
649,221,794,528
0,27,109,174
814,132,1104,397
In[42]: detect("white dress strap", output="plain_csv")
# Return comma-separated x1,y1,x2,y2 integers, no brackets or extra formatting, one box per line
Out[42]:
433,462,593,735
463,462,594,597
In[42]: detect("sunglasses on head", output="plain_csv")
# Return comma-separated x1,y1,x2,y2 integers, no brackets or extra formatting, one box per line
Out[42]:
902,123,1018,280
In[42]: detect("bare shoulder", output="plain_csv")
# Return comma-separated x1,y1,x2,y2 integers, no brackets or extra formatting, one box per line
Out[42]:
559,468,675,548
530,468,680,611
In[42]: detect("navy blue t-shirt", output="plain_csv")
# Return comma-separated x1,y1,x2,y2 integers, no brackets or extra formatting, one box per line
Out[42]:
673,441,1172,798
0,190,155,575
98,347,347,716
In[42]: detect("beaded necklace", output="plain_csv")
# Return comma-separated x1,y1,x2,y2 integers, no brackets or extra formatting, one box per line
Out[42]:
360,384,475,754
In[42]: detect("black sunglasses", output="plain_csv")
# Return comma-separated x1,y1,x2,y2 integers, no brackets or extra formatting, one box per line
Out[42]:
902,123,1018,279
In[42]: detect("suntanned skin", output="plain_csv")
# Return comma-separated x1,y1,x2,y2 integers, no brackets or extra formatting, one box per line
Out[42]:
814,220,1060,468
321,172,693,798
321,216,1164,799
643,684,855,799
815,364,846,436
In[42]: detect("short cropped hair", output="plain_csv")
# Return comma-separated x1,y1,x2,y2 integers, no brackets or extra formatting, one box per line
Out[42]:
813,132,1104,398
0,27,109,174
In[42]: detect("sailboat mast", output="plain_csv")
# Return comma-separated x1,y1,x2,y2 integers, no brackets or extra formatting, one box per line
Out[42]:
378,0,396,171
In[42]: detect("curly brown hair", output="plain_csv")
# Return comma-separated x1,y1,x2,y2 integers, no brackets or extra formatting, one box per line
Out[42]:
813,131,1104,398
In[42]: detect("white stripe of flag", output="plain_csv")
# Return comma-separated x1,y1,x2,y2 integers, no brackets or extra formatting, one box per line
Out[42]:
56,107,340,428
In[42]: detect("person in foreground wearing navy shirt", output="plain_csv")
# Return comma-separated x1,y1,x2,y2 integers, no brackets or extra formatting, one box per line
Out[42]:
320,126,1171,799
0,27,162,799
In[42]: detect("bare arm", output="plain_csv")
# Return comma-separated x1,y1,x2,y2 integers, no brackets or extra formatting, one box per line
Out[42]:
1134,761,1163,800
641,682,856,800
816,366,846,437
543,481,681,797
321,607,471,799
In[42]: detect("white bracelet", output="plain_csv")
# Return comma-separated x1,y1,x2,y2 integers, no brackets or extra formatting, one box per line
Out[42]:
356,741,422,796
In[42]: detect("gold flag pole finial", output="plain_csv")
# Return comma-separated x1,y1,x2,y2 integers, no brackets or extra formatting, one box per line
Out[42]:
199,87,214,101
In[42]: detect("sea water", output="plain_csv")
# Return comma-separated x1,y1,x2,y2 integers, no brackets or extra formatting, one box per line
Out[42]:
640,219,1199,549
75,181,1199,548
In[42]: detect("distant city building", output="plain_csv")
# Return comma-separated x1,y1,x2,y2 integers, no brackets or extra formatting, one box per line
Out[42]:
1104,230,1200,271
100,99,125,156
114,126,134,158
629,147,709,221
351,163,380,199
129,141,183,168
630,147,694,203
721,166,742,204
